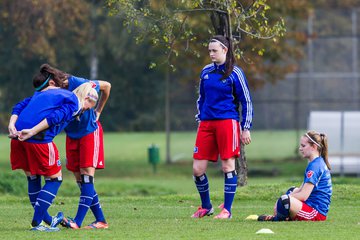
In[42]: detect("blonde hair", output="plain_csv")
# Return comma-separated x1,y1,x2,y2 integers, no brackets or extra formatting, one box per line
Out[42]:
72,82,99,108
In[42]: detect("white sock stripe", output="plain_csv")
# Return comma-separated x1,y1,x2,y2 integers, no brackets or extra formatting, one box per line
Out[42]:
198,188,210,193
41,190,56,198
80,195,94,200
91,202,100,207
37,198,52,206
224,191,237,194
225,184,238,186
28,190,41,195
196,183,209,187
198,188,210,192
93,193,98,198
79,203,91,208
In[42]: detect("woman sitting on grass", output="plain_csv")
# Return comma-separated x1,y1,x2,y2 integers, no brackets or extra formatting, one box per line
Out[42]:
258,130,332,221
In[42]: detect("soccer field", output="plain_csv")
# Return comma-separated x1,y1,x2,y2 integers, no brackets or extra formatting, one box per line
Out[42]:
1,132,360,239
0,176,360,239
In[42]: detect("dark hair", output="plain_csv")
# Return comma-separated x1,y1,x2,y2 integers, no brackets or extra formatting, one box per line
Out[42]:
209,35,236,80
305,130,331,170
39,63,70,88
32,71,52,91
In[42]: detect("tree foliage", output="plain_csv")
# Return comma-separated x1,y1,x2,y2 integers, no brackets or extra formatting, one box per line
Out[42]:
0,0,169,132
0,0,92,126
106,0,308,88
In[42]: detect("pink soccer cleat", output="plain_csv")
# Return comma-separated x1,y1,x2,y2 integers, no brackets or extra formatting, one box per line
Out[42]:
61,217,80,229
191,207,214,218
83,221,109,229
214,208,232,219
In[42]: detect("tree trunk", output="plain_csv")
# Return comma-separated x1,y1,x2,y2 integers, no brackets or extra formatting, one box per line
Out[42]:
165,65,172,164
236,143,248,186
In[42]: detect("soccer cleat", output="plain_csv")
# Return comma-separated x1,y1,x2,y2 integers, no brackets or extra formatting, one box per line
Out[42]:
218,203,224,209
50,212,64,228
61,217,80,229
31,223,60,232
191,207,214,218
214,208,232,219
257,214,275,221
83,221,109,229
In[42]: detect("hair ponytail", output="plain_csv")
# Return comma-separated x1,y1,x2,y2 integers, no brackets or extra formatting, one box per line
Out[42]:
40,63,69,88
305,130,331,170
210,35,236,80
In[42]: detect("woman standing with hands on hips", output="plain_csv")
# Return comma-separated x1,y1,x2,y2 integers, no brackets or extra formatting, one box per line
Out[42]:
192,35,253,219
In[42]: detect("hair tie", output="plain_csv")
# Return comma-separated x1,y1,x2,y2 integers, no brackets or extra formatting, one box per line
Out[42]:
210,39,228,49
87,93,98,102
305,133,321,148
35,74,52,91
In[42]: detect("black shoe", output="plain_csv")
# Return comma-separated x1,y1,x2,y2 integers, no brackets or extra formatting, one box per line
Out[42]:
257,214,275,221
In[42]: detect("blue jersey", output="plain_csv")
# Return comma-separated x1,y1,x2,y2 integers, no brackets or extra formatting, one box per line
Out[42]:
64,75,100,139
196,63,253,130
12,88,80,143
303,157,332,216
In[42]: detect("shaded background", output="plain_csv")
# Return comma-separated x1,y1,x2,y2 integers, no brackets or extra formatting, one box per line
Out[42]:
0,1,359,135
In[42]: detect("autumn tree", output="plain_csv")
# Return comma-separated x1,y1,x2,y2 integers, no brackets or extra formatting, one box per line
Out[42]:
106,0,310,185
0,0,93,126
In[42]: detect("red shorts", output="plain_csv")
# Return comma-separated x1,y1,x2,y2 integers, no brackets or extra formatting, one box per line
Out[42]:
10,139,61,176
66,121,105,172
293,202,327,221
193,119,240,161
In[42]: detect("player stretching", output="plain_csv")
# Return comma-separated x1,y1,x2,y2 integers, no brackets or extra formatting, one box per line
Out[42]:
9,72,98,231
258,130,332,221
38,64,111,229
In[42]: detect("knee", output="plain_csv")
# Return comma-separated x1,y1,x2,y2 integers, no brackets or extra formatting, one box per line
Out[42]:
193,163,206,176
221,164,235,173
221,158,235,173
193,166,205,176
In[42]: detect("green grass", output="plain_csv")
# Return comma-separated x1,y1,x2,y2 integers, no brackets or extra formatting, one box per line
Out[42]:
0,177,359,239
1,131,359,239
0,130,305,178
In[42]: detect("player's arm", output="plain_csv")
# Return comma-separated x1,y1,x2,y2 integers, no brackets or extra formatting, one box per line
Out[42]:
195,78,205,122
11,97,32,115
8,114,19,138
9,97,33,138
233,69,253,144
18,119,49,141
289,182,314,201
289,187,301,195
95,80,111,120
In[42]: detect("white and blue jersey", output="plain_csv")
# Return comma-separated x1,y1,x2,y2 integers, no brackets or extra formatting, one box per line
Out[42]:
64,75,100,139
196,63,253,130
12,88,80,143
303,157,332,216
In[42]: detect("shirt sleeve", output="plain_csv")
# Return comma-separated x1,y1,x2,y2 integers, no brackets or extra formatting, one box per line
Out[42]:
68,75,100,92
232,67,253,130
195,77,205,122
11,97,32,115
46,94,79,127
